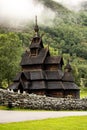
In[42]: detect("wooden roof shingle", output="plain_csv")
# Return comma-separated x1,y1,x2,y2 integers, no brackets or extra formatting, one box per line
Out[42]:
45,56,64,65
13,72,30,81
45,70,63,80
9,82,19,90
63,82,80,90
30,81,46,89
62,72,74,82
21,48,49,66
30,38,43,49
47,81,64,89
13,73,21,82
30,71,45,80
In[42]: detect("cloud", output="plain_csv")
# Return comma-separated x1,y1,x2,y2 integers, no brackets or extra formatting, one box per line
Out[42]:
0,0,55,28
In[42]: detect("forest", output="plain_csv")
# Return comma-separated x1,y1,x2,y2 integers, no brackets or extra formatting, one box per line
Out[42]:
0,0,87,88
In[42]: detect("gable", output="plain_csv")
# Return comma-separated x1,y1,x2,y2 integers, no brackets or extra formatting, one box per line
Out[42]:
62,72,75,82
21,48,49,65
45,56,64,65
13,72,30,82
30,37,44,49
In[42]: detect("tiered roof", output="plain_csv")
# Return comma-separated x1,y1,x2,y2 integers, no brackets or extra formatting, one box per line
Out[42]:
8,17,79,98
21,48,49,65
45,56,64,65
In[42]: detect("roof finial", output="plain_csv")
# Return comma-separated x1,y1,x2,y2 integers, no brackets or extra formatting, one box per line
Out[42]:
34,15,39,36
48,43,50,50
67,59,70,64
65,59,72,72
35,15,37,26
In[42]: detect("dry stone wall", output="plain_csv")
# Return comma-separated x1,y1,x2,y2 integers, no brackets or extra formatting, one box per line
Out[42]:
0,89,87,110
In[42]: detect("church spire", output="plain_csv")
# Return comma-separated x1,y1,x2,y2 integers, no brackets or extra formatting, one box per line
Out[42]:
34,16,39,37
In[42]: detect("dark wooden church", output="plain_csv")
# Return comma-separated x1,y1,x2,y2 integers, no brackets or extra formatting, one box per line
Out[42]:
9,17,80,98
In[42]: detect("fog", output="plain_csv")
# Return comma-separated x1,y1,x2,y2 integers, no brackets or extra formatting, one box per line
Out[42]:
53,0,87,11
0,0,86,29
0,0,55,28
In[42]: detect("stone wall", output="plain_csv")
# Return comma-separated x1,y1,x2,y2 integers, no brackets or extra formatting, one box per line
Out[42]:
0,89,87,110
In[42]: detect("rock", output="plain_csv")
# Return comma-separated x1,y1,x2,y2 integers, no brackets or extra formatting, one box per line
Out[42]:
0,89,87,110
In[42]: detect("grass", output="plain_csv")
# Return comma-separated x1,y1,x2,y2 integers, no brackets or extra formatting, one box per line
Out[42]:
0,106,51,111
0,106,26,111
0,116,87,130
80,88,87,98
0,106,46,111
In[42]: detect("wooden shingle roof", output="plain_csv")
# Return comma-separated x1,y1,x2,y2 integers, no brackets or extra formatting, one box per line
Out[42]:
47,81,64,89
13,73,21,82
30,38,43,49
62,72,74,82
30,81,46,89
30,71,45,80
21,48,49,66
63,82,80,90
45,56,64,65
13,72,30,81
9,81,30,90
9,83,19,90
45,70,63,80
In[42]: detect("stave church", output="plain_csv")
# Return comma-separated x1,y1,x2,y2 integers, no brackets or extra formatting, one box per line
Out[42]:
9,17,80,98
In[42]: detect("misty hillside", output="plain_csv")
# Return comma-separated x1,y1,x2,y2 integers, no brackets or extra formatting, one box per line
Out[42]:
39,0,87,13
37,0,87,25
38,0,70,13
81,1,87,11
37,0,81,25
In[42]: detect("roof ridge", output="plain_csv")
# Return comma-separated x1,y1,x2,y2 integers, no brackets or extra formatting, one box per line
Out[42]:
42,47,49,63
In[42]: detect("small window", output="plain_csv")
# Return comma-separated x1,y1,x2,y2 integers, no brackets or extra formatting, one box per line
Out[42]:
31,49,37,56
31,49,39,56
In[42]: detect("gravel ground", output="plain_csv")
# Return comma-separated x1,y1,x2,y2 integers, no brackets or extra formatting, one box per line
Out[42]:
0,110,87,123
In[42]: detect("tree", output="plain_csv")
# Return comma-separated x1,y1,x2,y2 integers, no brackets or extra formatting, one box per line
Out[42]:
0,32,23,87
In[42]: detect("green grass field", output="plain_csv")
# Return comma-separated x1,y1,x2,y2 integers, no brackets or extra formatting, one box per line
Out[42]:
0,116,87,130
